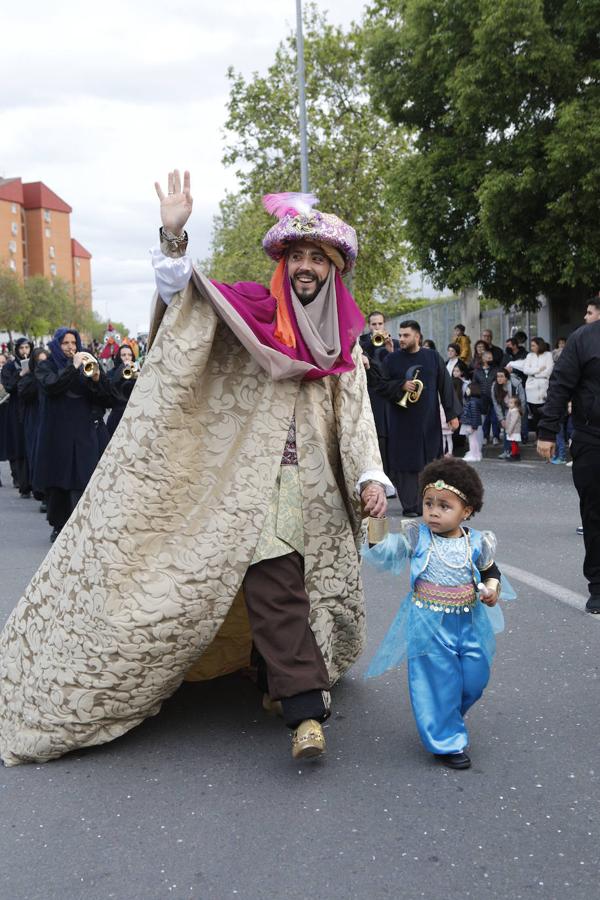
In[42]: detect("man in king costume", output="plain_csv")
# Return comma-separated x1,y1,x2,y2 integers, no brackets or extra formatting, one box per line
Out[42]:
0,170,393,766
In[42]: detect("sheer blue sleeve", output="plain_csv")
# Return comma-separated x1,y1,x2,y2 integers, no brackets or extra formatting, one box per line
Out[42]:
362,531,412,576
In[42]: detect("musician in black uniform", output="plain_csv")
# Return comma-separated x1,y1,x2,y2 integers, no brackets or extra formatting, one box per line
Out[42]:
360,310,399,477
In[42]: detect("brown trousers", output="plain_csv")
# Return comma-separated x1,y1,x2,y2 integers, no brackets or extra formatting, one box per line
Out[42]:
242,551,330,725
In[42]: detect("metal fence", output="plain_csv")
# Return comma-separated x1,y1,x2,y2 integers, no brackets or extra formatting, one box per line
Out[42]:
384,299,463,352
373,300,540,352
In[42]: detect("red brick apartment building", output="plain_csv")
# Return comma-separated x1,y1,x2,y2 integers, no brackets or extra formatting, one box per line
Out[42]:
0,177,92,309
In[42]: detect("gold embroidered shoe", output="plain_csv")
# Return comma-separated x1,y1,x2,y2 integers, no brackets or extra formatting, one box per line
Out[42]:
291,719,325,760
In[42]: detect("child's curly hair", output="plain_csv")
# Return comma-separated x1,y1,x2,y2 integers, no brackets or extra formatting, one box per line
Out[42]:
420,457,484,515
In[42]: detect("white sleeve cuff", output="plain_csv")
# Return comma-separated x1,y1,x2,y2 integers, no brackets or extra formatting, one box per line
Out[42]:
356,469,396,498
150,246,193,305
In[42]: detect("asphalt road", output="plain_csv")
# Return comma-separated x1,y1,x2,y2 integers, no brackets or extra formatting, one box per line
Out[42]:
0,454,599,900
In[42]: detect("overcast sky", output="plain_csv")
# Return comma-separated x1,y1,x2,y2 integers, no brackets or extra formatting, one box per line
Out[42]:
1,0,371,335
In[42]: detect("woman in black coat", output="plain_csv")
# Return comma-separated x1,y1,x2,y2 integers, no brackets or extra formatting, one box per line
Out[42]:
17,346,49,507
35,327,114,541
107,344,138,437
0,351,9,486
0,337,34,495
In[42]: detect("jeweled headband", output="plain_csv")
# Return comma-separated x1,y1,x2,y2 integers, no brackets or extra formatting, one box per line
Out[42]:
423,479,469,504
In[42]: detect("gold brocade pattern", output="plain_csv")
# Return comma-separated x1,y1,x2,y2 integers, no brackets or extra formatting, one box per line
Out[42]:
0,278,383,766
252,464,304,563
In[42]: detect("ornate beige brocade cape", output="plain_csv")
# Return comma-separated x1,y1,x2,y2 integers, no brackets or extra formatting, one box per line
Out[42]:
0,279,382,766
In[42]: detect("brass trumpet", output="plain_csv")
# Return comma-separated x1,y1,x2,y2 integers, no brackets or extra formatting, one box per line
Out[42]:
122,363,139,380
398,368,424,407
80,353,99,378
371,331,389,347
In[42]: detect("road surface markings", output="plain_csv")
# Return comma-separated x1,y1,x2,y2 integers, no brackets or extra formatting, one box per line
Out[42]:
500,562,595,615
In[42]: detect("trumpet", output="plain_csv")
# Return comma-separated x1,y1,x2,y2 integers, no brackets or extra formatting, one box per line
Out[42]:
397,368,424,407
80,353,100,378
122,363,139,380
371,331,389,347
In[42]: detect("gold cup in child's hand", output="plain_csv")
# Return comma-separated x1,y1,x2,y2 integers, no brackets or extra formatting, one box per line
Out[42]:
367,516,389,543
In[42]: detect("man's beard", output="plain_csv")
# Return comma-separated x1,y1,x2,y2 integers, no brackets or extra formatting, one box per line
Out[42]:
291,272,327,306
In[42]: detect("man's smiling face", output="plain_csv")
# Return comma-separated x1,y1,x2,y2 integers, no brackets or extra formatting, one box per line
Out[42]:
287,241,331,305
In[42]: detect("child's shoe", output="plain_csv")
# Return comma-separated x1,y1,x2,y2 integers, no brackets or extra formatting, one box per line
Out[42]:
436,750,471,769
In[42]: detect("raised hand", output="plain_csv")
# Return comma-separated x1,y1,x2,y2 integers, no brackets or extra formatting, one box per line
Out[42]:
154,169,193,236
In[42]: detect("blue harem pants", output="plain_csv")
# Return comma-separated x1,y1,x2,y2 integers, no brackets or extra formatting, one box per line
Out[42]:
407,611,490,754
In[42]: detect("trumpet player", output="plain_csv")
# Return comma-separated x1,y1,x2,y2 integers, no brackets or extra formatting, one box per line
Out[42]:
370,319,462,517
107,344,138,437
34,327,114,542
359,311,399,476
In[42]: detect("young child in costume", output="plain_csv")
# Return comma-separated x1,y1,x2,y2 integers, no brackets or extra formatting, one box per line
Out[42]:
363,457,515,770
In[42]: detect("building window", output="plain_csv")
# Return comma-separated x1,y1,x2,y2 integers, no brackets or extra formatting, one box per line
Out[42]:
9,259,16,271
49,246,55,258
11,203,17,213
44,209,52,223
11,222,18,235
8,240,17,254
75,258,80,268
45,227,51,238
50,263,57,276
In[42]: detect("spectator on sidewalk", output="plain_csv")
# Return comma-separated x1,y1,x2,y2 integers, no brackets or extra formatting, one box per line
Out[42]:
471,339,488,371
445,342,461,377
481,329,503,367
492,368,526,459
504,397,523,462
453,324,472,364
552,337,567,363
551,401,573,465
473,350,499,444
507,337,553,434
460,381,483,462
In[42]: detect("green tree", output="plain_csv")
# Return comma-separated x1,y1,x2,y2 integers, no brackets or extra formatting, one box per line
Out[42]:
24,276,77,338
367,0,600,309
205,3,410,309
0,267,30,339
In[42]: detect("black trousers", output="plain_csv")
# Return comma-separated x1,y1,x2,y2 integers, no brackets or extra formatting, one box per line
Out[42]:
378,435,390,479
571,440,600,595
243,551,330,728
46,488,84,532
390,470,422,515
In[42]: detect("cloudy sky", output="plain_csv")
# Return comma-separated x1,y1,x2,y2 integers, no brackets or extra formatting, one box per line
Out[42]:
2,0,371,335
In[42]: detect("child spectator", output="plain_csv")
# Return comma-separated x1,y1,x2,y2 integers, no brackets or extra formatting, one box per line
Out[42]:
460,381,483,461
492,369,526,459
505,397,522,461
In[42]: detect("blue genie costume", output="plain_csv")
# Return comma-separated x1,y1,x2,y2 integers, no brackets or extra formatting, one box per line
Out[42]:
363,521,515,756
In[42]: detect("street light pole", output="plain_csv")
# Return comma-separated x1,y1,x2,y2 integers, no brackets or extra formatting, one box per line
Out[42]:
295,0,310,192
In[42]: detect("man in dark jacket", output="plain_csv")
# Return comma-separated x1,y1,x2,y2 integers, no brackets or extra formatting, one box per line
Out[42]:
360,310,400,476
369,320,461,516
537,319,600,613
481,329,503,367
